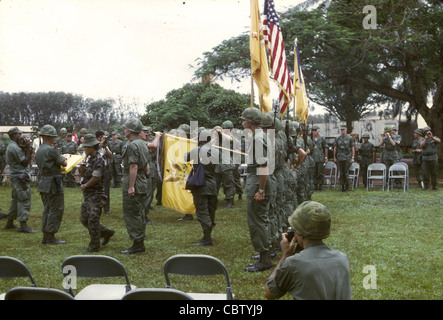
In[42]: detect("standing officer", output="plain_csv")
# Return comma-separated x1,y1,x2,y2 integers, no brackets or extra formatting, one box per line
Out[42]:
96,131,112,214
359,133,375,188
4,127,36,233
120,118,150,254
108,131,123,188
79,134,115,252
379,125,399,170
34,125,67,244
56,128,68,151
312,125,328,191
411,129,424,188
0,137,6,186
333,125,355,192
61,133,78,187
241,107,273,272
420,126,440,190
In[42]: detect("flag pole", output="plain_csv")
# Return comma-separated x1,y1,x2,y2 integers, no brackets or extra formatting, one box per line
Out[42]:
251,77,254,107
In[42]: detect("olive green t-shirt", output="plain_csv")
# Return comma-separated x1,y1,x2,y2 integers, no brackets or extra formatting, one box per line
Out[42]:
122,136,150,194
35,142,66,194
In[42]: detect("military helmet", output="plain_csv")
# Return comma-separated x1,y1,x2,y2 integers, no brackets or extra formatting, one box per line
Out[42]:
260,113,274,128
123,118,143,133
414,129,423,136
178,124,190,134
384,125,392,131
362,133,370,138
288,201,331,240
222,120,234,129
60,128,67,134
422,126,431,131
40,125,58,137
80,128,88,134
240,107,262,124
274,118,284,132
7,127,22,135
83,134,100,147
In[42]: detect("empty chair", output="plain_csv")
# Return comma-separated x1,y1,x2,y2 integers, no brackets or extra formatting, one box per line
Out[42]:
323,161,337,189
388,164,409,192
366,163,387,191
393,162,409,189
0,256,37,300
61,255,135,300
122,288,193,300
5,287,74,300
348,162,360,190
164,254,233,300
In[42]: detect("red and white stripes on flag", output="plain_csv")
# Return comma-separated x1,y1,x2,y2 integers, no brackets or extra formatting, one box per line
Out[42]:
262,0,293,115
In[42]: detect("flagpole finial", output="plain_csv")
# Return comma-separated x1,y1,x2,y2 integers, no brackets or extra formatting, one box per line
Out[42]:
294,38,298,46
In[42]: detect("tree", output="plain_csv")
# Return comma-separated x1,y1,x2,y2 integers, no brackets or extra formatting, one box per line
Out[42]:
141,83,251,130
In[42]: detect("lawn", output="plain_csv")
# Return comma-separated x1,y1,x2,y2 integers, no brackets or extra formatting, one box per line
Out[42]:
0,182,441,300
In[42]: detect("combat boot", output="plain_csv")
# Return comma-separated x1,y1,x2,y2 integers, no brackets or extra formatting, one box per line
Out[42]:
101,228,115,245
237,194,243,202
245,251,272,272
120,240,145,254
4,219,19,230
45,233,67,244
224,199,234,209
194,234,213,246
18,221,37,233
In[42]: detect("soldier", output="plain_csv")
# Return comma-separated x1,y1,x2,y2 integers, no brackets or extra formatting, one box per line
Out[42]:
265,201,352,300
120,118,150,254
4,127,36,233
312,125,328,191
379,125,399,170
184,129,219,246
391,125,402,160
333,125,355,192
294,123,310,201
140,126,154,224
420,126,440,190
79,134,115,253
34,124,68,244
56,127,68,151
359,133,375,188
61,133,78,187
411,129,424,188
96,131,112,214
108,131,123,188
241,107,273,272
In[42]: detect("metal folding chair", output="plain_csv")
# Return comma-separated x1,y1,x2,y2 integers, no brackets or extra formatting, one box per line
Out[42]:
122,288,193,300
5,287,74,300
323,161,337,189
367,163,387,191
388,164,409,192
348,162,360,190
0,256,37,300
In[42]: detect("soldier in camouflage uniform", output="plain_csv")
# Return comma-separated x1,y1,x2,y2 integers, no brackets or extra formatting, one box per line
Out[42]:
265,201,352,300
56,127,68,151
79,134,115,253
108,131,123,188
120,118,151,254
411,129,424,188
61,133,78,187
358,133,375,187
333,125,355,192
312,126,328,191
379,125,399,170
4,127,36,233
420,126,441,190
35,125,68,244
0,137,6,186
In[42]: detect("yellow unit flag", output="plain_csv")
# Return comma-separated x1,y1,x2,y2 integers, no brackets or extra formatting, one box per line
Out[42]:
250,0,272,113
294,40,309,123
161,134,197,215
60,154,84,173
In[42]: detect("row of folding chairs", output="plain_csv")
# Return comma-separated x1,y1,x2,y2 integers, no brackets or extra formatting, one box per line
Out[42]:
323,161,409,192
0,254,233,300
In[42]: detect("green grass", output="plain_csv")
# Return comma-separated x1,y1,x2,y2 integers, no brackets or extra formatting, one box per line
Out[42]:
0,183,442,300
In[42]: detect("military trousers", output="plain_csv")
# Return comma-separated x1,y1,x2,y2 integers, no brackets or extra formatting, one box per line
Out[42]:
246,195,271,253
219,169,236,200
337,160,351,186
313,162,325,186
413,163,423,184
193,194,217,236
422,159,438,187
233,165,243,196
123,192,147,242
80,193,111,250
7,177,31,222
40,192,64,234
110,158,122,187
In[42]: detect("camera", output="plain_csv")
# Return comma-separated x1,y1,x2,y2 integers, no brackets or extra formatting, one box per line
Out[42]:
286,227,295,242
424,130,431,136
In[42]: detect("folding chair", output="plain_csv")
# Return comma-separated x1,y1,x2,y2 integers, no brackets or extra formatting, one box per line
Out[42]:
0,256,37,300
348,162,360,190
164,254,233,300
393,162,409,190
122,288,193,300
366,163,386,191
323,161,337,189
388,164,409,192
5,287,74,300
61,255,136,300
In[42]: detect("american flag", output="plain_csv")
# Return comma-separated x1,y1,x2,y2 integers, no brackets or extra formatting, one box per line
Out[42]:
263,0,293,115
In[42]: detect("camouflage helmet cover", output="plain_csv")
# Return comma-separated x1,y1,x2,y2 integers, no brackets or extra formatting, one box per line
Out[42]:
40,125,58,137
60,128,67,133
178,124,190,134
123,118,143,133
260,113,274,128
222,120,234,129
288,201,331,240
240,107,262,124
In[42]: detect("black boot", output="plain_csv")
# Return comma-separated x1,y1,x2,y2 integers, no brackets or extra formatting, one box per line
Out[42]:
4,219,19,230
18,221,37,233
224,199,234,209
46,233,67,244
245,251,272,272
194,233,213,246
120,240,145,254
237,194,243,202
101,229,115,245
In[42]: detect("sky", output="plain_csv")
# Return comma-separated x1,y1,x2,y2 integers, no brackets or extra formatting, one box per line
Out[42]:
0,0,303,114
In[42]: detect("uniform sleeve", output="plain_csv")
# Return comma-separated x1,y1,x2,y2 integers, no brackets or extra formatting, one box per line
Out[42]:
266,260,295,299
126,142,140,165
91,157,103,178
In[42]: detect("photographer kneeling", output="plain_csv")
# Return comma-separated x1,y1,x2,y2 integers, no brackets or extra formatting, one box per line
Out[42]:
265,201,352,300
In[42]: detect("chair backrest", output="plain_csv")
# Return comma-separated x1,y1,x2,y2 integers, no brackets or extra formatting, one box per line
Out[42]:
389,164,407,173
349,162,360,171
324,161,337,170
367,163,386,173
5,287,74,300
61,255,131,295
0,256,36,287
393,162,408,171
163,254,233,300
122,288,193,300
